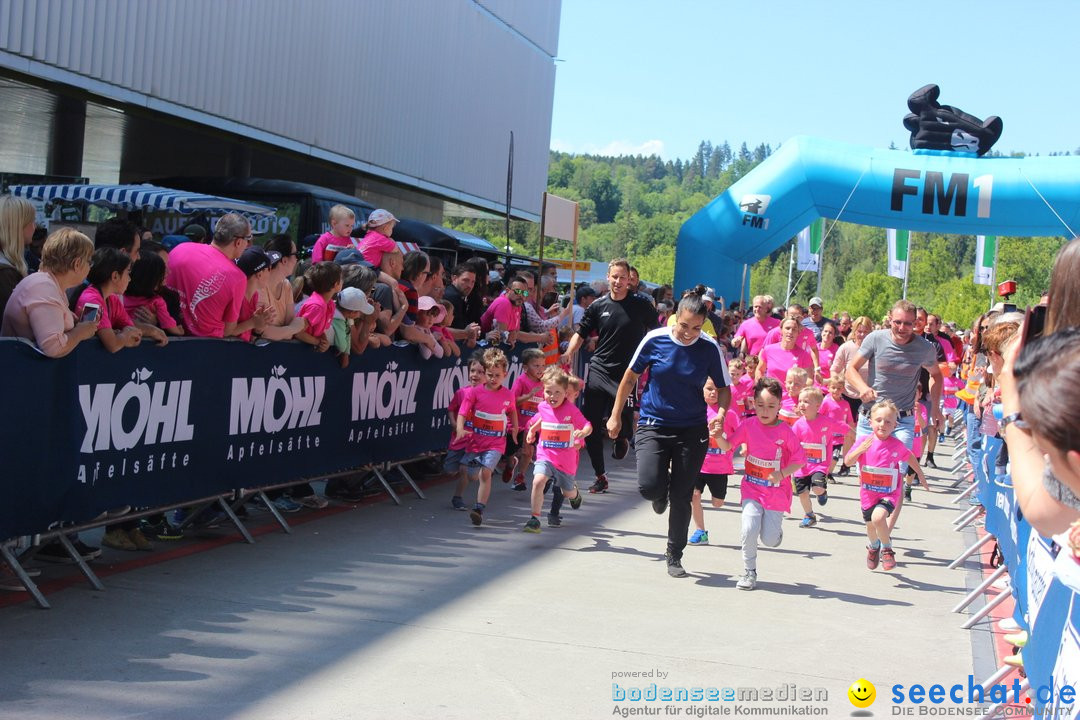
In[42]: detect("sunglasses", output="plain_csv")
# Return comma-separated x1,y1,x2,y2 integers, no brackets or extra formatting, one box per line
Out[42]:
512,288,529,297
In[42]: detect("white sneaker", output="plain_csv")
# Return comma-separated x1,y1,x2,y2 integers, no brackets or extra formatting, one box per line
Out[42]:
736,570,757,591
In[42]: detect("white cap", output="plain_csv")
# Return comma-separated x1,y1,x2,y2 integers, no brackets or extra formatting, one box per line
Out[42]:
366,209,397,227
338,287,374,314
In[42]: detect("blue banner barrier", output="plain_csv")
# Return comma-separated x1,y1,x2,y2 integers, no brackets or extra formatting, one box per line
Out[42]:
0,338,534,541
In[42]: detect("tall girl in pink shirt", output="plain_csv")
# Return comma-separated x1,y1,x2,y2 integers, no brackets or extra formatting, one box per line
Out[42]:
689,378,741,546
713,377,806,591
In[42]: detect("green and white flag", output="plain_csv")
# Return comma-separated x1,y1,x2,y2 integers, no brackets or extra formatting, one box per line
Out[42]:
886,229,909,280
974,235,997,285
796,218,823,271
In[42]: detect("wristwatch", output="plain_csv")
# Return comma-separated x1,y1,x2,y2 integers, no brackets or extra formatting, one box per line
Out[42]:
999,412,1027,432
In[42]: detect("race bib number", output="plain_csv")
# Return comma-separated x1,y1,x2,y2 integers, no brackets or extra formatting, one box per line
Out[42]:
802,442,826,463
779,408,799,426
744,454,779,486
521,396,540,417
860,464,898,494
706,436,722,456
473,410,507,437
539,421,573,449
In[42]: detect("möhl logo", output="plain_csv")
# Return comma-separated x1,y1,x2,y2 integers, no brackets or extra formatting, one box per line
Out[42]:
229,365,325,435
79,367,195,452
351,360,420,421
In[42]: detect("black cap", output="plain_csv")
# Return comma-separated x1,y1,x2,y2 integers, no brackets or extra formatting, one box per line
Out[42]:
236,246,271,277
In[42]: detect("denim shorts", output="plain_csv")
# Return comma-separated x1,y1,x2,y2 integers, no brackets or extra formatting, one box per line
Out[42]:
465,449,503,475
533,460,576,491
443,448,466,474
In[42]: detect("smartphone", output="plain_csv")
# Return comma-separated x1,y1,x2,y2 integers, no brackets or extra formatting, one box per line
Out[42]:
559,294,570,307
82,303,100,323
1020,305,1047,349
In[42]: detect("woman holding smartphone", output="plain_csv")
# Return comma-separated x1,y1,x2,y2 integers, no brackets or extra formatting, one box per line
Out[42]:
1,227,100,357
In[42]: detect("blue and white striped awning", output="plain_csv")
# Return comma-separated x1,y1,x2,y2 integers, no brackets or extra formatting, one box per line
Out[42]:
9,183,276,216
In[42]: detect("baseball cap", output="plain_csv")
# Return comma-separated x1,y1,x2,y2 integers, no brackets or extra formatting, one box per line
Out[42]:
809,296,824,308
236,247,271,276
334,248,365,266
337,287,374,315
417,295,447,324
703,287,717,304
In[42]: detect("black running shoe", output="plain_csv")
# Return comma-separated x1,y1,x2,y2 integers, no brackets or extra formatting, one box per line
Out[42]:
612,438,630,460
588,475,609,494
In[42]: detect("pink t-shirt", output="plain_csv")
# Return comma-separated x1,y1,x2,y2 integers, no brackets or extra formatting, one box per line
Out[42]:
123,294,177,330
166,243,246,338
727,417,805,512
733,374,755,415
760,343,814,387
311,232,357,263
821,394,854,440
734,316,779,356
481,294,521,333
448,385,476,451
793,415,850,475
511,373,543,430
534,399,590,475
702,405,741,475
763,325,817,354
298,294,334,338
943,375,962,411
236,290,260,342
855,434,909,510
75,286,133,332
778,395,800,426
912,403,930,457
817,345,835,379
460,384,515,454
358,229,397,266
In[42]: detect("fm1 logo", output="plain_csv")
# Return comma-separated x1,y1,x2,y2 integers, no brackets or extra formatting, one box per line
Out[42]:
891,169,993,218
740,194,771,229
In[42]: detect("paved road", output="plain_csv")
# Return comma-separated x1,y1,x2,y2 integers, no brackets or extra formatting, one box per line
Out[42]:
0,433,986,719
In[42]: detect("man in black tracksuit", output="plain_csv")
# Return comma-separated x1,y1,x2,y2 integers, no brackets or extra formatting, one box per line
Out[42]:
561,259,658,493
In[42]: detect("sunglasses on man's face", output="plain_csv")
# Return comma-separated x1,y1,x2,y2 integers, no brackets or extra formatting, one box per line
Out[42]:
512,288,529,297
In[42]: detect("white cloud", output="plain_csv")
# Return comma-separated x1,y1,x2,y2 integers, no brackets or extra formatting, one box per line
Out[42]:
550,138,666,158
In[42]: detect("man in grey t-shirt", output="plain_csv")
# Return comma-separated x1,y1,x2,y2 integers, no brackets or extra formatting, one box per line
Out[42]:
845,299,944,468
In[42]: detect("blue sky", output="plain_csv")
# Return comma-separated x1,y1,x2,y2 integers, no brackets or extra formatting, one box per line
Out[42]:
550,0,1080,161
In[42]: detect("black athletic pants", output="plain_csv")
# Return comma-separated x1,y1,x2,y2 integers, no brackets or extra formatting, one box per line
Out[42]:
635,423,710,561
582,371,634,477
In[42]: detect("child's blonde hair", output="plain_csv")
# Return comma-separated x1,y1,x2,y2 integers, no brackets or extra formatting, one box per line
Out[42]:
729,358,745,373
869,398,899,419
785,366,810,388
542,365,570,389
826,375,845,390
328,204,356,224
483,347,508,371
567,374,583,392
798,386,824,404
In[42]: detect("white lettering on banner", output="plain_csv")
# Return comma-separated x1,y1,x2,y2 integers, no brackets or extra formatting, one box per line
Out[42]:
229,365,325,435
351,361,420,421
78,368,195,452
433,363,469,410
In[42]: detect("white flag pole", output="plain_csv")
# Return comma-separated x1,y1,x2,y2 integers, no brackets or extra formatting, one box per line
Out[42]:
902,232,912,300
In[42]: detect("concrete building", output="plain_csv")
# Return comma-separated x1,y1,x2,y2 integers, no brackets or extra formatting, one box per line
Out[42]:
0,0,561,222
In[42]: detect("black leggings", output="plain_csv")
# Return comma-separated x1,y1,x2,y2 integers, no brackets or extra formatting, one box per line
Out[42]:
635,423,710,560
582,373,634,477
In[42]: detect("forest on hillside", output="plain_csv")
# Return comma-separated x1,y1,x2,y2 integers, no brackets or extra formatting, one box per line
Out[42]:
447,141,1072,325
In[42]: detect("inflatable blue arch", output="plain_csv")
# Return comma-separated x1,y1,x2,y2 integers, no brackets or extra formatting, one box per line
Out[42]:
674,135,1080,303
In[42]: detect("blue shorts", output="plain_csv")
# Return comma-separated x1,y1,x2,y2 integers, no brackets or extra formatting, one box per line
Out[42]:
443,448,466,474
533,460,577,491
465,449,503,476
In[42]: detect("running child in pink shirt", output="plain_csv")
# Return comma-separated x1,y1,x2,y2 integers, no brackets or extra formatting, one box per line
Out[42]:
729,358,754,417
522,366,591,533
903,383,933,502
688,378,742,546
713,377,806,591
779,366,811,426
822,376,856,477
844,399,928,571
295,262,342,352
507,348,545,491
791,386,854,528
448,352,486,511
456,348,518,526
545,373,585,527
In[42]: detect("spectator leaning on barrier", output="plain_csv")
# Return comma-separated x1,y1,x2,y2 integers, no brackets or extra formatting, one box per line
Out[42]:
0,195,35,317
1,227,99,357
341,263,388,350
256,234,306,342
295,262,342,352
166,213,269,339
75,247,145,352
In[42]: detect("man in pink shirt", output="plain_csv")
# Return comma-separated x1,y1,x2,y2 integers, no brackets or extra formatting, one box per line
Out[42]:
733,294,779,356
165,213,268,338
481,275,527,343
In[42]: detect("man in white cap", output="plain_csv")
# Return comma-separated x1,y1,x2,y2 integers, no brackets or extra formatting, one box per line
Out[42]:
803,296,829,342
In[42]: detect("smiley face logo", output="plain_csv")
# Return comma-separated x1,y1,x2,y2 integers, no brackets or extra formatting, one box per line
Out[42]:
848,678,876,708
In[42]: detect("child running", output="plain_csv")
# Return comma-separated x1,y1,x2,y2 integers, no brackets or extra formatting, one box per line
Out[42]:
904,384,932,501
507,348,546,490
822,376,855,477
689,377,741,545
779,366,811,426
713,377,805,591
791,386,854,528
844,399,928,571
729,358,754,417
546,374,585,527
448,352,487,510
523,366,591,533
456,348,517,526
